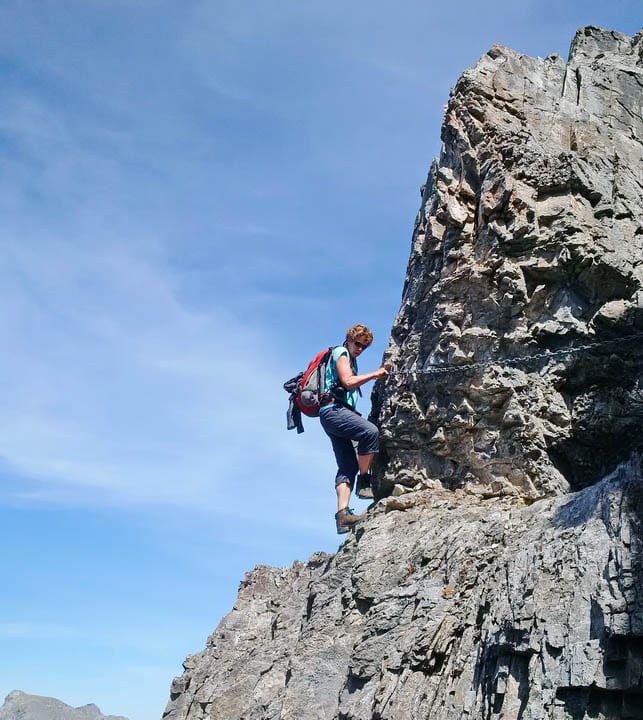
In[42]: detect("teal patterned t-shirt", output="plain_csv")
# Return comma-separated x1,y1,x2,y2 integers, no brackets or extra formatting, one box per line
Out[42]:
321,346,359,411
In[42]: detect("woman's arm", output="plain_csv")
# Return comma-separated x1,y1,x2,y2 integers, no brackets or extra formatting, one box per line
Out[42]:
336,354,389,390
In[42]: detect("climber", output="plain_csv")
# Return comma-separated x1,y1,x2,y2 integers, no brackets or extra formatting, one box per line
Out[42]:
319,324,390,534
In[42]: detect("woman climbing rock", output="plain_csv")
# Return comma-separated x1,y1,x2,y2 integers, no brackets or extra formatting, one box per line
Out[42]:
319,324,390,534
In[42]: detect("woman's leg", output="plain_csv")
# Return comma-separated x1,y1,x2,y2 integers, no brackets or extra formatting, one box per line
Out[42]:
358,453,375,475
321,406,379,505
321,407,380,456
326,433,359,499
336,481,351,512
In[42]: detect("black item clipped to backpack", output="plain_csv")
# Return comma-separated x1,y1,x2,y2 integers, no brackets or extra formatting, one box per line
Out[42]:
284,347,334,433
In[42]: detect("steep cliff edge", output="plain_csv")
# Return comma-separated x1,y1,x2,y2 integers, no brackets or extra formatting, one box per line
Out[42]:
163,27,643,720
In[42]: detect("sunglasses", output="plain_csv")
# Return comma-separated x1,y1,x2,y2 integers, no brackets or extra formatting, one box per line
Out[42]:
353,340,369,350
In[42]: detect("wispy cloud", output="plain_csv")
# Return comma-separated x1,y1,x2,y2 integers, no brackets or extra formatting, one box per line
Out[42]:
0,2,334,522
0,234,327,516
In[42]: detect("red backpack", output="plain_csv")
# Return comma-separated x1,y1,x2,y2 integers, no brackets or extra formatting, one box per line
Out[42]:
284,347,335,432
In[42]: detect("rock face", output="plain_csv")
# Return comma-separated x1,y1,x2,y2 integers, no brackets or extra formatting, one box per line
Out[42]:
162,26,643,720
163,463,643,720
0,691,128,720
374,25,643,501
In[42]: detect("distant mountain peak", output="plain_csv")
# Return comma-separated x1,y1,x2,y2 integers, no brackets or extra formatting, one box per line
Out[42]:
0,691,129,720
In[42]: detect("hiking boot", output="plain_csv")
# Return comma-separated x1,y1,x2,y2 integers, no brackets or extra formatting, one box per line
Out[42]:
335,507,365,534
356,473,374,499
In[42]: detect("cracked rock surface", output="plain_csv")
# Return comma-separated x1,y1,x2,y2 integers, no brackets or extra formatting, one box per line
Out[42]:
373,25,643,500
163,460,643,720
163,27,643,720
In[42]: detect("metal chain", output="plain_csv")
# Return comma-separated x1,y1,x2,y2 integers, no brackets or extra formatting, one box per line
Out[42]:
389,330,643,377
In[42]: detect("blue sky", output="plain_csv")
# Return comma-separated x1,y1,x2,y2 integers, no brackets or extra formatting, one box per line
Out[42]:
0,2,640,719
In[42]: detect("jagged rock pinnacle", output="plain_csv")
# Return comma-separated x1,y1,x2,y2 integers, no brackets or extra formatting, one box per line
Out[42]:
373,25,643,501
163,27,643,720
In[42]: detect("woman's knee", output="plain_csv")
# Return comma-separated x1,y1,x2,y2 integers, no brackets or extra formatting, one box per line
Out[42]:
358,420,379,454
335,475,355,490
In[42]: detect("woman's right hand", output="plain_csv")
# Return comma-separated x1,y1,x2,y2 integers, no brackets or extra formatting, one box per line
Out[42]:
373,364,390,379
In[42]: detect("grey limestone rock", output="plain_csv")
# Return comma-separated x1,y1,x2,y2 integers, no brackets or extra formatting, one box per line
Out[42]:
163,26,643,720
0,691,128,720
373,25,643,501
164,459,643,719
